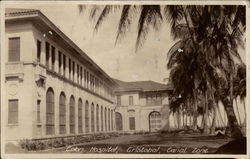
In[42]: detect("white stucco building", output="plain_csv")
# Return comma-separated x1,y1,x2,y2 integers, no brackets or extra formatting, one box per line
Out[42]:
5,8,117,141
113,79,172,133
4,8,174,143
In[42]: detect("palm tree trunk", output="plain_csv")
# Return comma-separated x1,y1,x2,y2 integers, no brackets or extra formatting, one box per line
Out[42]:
235,98,242,126
192,92,198,130
220,95,243,139
217,103,226,128
177,109,181,129
210,105,217,135
203,91,209,134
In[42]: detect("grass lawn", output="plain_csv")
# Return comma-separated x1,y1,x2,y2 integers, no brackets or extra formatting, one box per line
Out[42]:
25,133,231,154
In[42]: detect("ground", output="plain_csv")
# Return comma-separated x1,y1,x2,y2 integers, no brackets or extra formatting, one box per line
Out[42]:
6,133,232,154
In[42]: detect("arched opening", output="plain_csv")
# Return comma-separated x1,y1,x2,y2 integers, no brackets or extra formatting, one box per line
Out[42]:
105,107,107,131
91,103,95,132
69,95,75,134
46,88,55,135
111,110,113,131
115,112,123,131
149,111,161,132
78,98,83,133
96,104,99,132
101,106,103,132
85,101,89,133
108,108,110,131
59,92,66,134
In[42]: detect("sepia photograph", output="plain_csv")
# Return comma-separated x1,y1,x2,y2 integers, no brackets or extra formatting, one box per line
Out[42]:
0,0,248,157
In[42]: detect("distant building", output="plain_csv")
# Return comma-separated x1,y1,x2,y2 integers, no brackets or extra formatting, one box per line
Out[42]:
113,79,172,132
5,8,117,141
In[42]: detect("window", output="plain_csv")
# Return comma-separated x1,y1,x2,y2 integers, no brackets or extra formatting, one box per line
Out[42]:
77,64,79,84
129,117,135,130
59,92,66,134
86,71,89,89
108,109,110,131
156,94,162,105
51,46,55,71
105,107,107,131
128,110,135,130
85,101,89,133
37,40,41,62
8,37,20,62
69,96,75,134
46,88,55,135
8,99,18,124
84,69,87,87
58,51,62,74
91,103,95,132
72,61,75,82
101,106,103,131
80,67,83,85
96,105,99,132
146,94,162,105
90,74,92,90
129,96,134,105
95,78,99,93
63,54,66,76
117,95,121,106
149,111,161,132
37,100,41,123
111,110,113,130
146,95,152,105
78,99,83,133
46,42,50,68
68,59,71,80
115,112,123,131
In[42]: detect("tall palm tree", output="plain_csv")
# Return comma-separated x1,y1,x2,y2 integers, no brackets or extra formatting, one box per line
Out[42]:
79,4,246,138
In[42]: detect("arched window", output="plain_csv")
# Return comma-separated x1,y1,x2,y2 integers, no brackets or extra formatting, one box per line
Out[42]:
101,106,103,132
111,110,113,131
149,111,161,132
46,88,55,135
128,110,135,130
59,92,66,134
91,103,95,132
96,105,99,132
115,112,123,131
78,98,83,133
105,107,107,131
69,95,75,134
108,108,110,131
85,101,89,133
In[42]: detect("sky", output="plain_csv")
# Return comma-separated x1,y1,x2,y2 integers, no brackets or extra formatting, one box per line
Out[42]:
5,2,176,84
4,2,246,124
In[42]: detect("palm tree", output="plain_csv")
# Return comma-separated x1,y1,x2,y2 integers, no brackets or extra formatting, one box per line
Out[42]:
80,4,246,138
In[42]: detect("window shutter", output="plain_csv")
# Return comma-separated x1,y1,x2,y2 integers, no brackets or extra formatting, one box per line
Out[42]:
8,100,18,124
8,38,20,62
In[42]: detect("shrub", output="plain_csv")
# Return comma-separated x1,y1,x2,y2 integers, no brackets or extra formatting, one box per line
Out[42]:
19,132,120,151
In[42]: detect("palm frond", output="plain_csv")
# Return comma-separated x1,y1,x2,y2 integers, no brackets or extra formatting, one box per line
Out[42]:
115,5,136,44
135,5,163,51
164,5,183,38
94,5,115,32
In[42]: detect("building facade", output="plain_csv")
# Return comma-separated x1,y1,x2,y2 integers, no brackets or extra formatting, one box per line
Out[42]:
113,79,172,133
5,8,117,141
